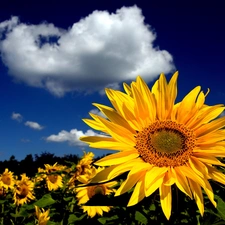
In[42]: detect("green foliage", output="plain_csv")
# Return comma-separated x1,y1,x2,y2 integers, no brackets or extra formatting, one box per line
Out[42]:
34,193,56,208
0,153,225,224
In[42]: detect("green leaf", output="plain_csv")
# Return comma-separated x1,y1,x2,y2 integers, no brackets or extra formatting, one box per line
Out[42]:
63,196,74,202
0,200,7,204
149,203,156,211
68,214,86,224
215,195,225,221
98,215,119,224
98,217,107,224
34,194,56,208
135,211,148,225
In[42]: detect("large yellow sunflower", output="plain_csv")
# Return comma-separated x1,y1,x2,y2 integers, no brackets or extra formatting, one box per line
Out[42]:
80,72,225,219
76,167,117,218
13,174,35,205
0,168,15,190
35,205,50,225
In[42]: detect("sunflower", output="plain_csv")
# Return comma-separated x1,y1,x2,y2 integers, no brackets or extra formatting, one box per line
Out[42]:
76,167,117,218
35,205,50,225
0,168,15,190
80,72,225,219
76,151,96,183
43,163,63,191
13,174,35,205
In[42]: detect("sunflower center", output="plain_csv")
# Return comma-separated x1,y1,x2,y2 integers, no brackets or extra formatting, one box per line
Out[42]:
48,175,58,183
87,185,106,199
2,175,11,185
17,184,29,198
135,120,195,167
151,130,183,153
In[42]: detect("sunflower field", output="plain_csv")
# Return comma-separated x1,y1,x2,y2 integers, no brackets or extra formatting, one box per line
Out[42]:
2,72,225,225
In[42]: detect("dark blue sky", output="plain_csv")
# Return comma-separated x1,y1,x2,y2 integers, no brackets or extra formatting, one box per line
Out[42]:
0,0,225,160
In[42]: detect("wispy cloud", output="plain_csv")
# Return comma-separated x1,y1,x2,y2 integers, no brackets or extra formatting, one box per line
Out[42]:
46,129,99,146
20,138,31,143
24,121,44,130
11,112,23,122
0,6,175,97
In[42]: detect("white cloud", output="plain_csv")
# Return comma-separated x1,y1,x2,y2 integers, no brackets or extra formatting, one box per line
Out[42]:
46,129,99,146
89,109,106,118
0,6,175,97
11,112,23,122
24,121,44,130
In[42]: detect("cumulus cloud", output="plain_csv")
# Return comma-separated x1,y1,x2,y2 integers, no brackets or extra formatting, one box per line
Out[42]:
0,6,175,97
11,112,23,122
46,129,99,146
24,121,44,130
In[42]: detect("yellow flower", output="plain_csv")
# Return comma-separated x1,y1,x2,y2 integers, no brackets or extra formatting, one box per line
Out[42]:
76,171,117,218
75,151,96,183
13,174,35,205
35,205,50,225
68,152,96,189
0,168,15,190
43,163,63,191
80,72,225,219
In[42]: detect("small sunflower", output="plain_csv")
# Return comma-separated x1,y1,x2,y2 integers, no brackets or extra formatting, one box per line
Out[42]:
76,167,117,218
0,168,15,190
44,163,63,191
80,72,225,219
13,174,35,205
76,151,96,182
35,205,50,225
68,152,96,189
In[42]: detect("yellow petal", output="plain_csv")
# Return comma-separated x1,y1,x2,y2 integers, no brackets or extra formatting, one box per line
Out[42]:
195,116,225,137
82,118,107,132
193,153,225,166
166,71,178,118
136,76,156,123
128,174,145,206
163,167,176,186
96,116,135,144
174,168,192,199
188,156,208,178
106,158,144,180
152,73,168,120
189,105,225,130
177,86,201,124
92,158,143,183
123,82,132,96
207,166,225,185
91,165,118,183
95,150,139,166
202,179,216,207
80,136,134,151
115,171,143,196
131,82,150,128
188,179,204,216
145,175,164,197
93,103,135,133
145,167,168,190
159,184,172,220
179,166,206,188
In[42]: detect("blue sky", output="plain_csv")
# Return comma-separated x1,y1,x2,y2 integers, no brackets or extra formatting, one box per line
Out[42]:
0,0,225,161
